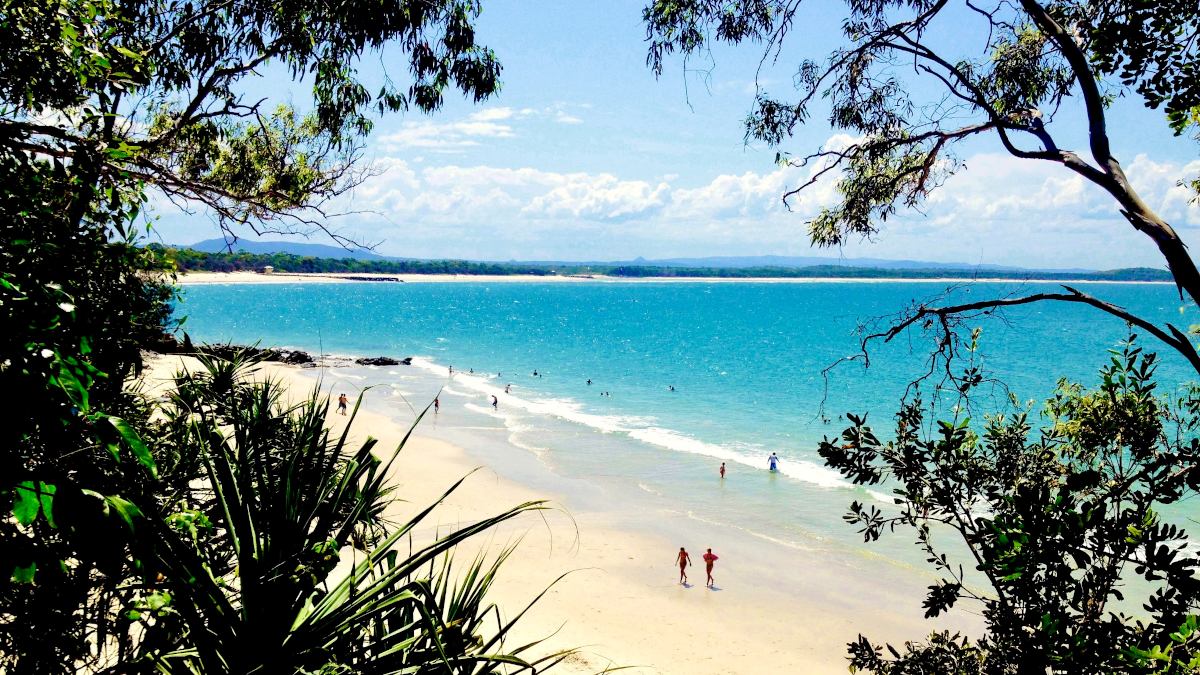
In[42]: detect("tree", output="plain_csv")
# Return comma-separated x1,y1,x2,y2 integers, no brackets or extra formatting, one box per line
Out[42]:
643,0,1200,376
2,0,502,244
1,1,513,671
819,338,1200,673
643,2,1200,671
115,352,569,673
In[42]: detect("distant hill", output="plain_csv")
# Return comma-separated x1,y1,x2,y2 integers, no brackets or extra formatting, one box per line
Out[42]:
508,255,1092,274
187,238,385,260
184,242,1102,274
158,245,1172,282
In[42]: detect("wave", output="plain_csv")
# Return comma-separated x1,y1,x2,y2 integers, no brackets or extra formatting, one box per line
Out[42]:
409,354,888,496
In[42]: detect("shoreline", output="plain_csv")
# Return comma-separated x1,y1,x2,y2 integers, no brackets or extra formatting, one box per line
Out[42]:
143,353,982,674
175,270,1173,286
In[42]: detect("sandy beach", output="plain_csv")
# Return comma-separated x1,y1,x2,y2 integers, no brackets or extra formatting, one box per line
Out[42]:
143,354,981,674
176,270,1171,286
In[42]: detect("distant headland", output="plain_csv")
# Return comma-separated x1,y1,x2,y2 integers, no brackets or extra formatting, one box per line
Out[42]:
154,241,1173,283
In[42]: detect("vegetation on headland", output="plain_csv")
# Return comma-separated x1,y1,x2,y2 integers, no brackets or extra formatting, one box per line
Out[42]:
158,245,1173,282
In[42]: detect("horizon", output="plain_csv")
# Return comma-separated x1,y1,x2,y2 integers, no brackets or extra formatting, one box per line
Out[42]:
174,237,1168,274
147,0,1200,271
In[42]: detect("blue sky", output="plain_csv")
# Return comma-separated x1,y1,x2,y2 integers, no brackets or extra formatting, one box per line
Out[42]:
151,0,1200,270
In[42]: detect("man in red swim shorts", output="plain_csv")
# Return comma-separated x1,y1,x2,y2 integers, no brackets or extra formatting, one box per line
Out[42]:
703,548,719,588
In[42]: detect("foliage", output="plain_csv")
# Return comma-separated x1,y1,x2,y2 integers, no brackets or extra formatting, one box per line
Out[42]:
818,338,1200,673
0,150,174,672
1,0,503,242
1,0,515,671
27,351,571,673
643,0,1200,365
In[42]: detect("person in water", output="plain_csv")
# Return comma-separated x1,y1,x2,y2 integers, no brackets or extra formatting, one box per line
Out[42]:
719,462,726,479
768,452,779,472
491,394,498,410
433,396,440,414
505,384,511,394
675,547,692,585
668,385,675,391
587,379,592,385
337,393,348,415
702,548,719,588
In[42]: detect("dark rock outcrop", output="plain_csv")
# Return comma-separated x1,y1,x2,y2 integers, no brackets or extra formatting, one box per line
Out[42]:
355,356,412,366
147,334,314,364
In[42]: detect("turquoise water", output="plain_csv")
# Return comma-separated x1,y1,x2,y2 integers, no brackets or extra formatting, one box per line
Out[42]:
173,280,1199,568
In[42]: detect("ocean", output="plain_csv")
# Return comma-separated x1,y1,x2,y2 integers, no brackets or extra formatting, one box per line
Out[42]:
173,279,1199,576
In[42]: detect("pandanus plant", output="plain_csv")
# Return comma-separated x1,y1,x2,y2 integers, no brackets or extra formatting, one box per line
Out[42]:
125,349,570,673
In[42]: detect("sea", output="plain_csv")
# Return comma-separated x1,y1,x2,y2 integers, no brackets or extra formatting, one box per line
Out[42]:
173,279,1200,593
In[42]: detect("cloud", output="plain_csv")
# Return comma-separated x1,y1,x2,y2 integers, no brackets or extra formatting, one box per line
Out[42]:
377,104,586,152
155,127,1200,267
377,118,515,152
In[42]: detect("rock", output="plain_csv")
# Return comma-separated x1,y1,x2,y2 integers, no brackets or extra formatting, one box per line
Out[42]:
354,356,403,366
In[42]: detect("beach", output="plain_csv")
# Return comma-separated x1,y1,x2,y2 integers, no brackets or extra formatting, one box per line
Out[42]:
176,270,1172,286
160,278,1200,673
143,353,980,674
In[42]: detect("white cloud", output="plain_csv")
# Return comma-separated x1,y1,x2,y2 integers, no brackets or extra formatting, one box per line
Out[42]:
378,104,586,152
155,130,1197,266
378,119,515,152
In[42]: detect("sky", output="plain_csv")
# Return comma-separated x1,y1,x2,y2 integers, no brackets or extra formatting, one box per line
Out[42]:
149,0,1200,270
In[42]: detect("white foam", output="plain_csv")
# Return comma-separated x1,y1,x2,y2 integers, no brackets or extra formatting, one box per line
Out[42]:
408,354,864,493
464,402,504,419
627,427,851,489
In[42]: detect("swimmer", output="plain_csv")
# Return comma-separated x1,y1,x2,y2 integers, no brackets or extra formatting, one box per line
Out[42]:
587,379,592,385
675,547,692,585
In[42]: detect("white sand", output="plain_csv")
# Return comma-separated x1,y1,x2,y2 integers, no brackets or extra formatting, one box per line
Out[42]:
143,355,980,674
175,270,1168,286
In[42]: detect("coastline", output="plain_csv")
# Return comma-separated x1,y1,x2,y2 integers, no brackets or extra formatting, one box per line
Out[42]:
143,353,982,674
175,270,1173,286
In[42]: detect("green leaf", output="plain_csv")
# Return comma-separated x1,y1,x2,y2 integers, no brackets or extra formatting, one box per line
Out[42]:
11,562,36,584
105,495,143,531
39,482,57,528
13,481,39,525
107,416,157,478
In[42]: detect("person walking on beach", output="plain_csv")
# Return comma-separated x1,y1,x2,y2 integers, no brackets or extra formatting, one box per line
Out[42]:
720,462,726,479
768,452,779,472
505,384,511,394
433,396,440,414
675,547,692,585
702,548,719,588
337,393,348,415
491,395,498,411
